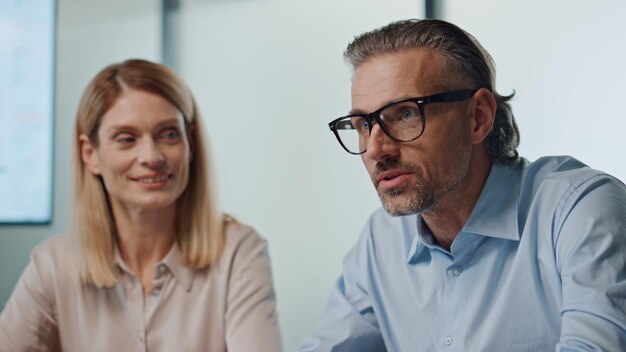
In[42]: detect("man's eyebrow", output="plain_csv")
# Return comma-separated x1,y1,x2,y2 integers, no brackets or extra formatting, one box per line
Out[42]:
349,108,367,115
349,96,411,116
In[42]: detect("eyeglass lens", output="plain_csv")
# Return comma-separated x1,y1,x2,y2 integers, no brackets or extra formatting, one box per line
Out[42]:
335,100,423,154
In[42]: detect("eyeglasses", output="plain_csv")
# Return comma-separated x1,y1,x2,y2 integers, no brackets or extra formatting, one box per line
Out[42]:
328,89,478,155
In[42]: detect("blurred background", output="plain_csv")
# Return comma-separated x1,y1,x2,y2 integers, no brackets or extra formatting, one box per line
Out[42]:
1,0,625,350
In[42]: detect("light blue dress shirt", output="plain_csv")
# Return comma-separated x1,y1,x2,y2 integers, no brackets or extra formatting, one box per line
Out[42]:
298,156,626,351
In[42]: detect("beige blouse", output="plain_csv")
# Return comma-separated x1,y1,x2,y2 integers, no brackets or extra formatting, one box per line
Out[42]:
0,222,281,352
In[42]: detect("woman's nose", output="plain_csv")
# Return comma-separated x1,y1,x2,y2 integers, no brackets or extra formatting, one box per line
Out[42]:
137,139,165,167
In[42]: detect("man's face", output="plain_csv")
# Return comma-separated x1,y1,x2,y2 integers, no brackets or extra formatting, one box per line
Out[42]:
352,48,474,216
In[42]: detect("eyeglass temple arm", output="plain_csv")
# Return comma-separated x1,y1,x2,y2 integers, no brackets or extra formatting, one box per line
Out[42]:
420,89,479,104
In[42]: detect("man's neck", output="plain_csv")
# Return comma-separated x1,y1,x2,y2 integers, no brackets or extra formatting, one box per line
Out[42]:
422,156,493,251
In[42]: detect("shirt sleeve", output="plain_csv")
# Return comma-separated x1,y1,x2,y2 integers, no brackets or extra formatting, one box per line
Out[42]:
224,226,282,352
297,228,386,352
555,175,626,351
0,245,61,352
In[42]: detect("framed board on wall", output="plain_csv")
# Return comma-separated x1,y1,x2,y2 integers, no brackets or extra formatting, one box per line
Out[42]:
0,0,55,224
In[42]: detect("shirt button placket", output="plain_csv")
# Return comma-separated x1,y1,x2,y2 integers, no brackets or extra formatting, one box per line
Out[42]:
443,265,461,349
136,331,146,351
128,275,147,351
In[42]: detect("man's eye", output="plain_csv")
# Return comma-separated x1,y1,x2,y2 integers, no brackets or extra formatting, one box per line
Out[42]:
360,119,370,130
400,108,419,121
347,117,369,133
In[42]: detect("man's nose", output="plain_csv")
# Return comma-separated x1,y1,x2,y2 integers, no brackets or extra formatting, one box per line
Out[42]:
365,124,399,161
137,138,165,167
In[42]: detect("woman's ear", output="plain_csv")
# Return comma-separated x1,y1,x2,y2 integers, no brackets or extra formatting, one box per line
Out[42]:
79,134,101,175
468,87,497,145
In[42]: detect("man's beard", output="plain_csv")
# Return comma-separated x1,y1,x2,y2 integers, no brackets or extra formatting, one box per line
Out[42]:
372,158,466,217
380,181,437,216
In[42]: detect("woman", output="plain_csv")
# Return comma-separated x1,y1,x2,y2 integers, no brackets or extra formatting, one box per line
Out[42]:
0,59,281,351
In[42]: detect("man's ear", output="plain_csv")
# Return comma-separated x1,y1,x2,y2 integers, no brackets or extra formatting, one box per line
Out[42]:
79,134,101,175
468,88,497,144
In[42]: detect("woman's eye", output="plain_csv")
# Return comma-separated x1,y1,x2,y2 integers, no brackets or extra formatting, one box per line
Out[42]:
160,128,180,141
115,134,135,144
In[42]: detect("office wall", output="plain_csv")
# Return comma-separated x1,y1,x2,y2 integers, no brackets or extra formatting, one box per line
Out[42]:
1,1,423,349
441,0,626,182
0,1,422,349
175,1,421,349
0,0,160,308
9,1,622,351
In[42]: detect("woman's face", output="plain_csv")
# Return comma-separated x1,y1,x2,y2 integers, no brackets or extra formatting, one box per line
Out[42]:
81,88,191,213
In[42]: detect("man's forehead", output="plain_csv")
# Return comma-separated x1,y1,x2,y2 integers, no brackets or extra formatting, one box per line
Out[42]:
350,47,446,112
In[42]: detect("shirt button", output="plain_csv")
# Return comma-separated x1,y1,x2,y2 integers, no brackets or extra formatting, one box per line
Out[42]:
444,336,453,346
452,266,463,276
157,264,166,273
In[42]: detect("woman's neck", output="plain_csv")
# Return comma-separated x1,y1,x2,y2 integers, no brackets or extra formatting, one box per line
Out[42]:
110,201,177,294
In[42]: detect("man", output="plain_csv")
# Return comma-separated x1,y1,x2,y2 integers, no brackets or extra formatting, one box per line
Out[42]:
298,19,626,351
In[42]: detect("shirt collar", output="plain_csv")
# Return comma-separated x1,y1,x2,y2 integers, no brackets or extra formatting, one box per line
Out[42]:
461,161,522,241
407,161,522,263
114,243,195,291
406,216,435,263
159,244,194,291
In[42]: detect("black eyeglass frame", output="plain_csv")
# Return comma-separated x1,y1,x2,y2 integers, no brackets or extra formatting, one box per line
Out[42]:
328,89,480,155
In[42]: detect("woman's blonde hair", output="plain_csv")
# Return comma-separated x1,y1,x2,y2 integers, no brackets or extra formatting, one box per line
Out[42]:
73,59,224,287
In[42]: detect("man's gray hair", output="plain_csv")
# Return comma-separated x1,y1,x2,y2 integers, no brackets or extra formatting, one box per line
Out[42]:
345,19,520,165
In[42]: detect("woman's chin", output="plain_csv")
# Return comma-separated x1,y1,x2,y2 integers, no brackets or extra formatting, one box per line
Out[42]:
113,195,179,213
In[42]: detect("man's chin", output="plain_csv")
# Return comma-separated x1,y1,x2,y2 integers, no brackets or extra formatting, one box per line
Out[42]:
384,207,416,217
379,195,420,217
378,187,435,216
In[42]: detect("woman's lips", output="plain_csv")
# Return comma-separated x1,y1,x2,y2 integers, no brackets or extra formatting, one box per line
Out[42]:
132,174,172,189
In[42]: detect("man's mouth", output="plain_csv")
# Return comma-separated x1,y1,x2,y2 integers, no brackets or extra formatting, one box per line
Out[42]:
377,170,411,189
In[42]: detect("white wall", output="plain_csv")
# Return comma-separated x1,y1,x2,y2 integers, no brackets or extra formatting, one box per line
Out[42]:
0,0,160,308
176,1,422,349
1,1,425,349
13,2,621,351
441,0,626,182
